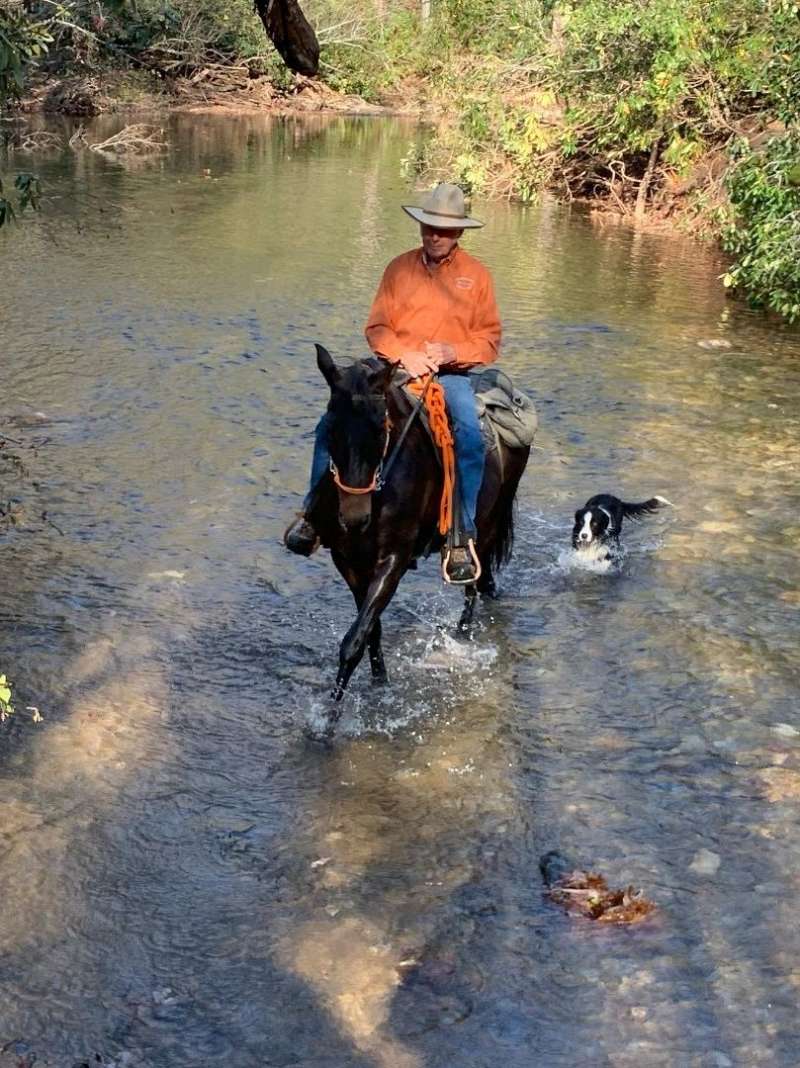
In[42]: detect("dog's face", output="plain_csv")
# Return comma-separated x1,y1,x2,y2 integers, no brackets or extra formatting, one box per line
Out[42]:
572,507,612,549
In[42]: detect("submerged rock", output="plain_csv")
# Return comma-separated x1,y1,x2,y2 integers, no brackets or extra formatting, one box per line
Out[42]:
770,722,799,738
697,338,732,350
759,767,800,802
688,848,721,876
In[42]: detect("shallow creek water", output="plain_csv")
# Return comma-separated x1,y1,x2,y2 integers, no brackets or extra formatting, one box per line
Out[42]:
2,113,800,1067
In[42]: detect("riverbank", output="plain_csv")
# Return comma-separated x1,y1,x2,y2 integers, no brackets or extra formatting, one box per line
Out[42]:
14,69,404,119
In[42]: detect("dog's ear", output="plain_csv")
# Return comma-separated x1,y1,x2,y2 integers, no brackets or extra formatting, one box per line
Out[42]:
315,344,340,390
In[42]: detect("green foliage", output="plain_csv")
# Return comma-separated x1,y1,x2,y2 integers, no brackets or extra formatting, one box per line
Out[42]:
0,674,13,721
722,133,800,322
432,0,546,58
108,0,266,64
406,0,800,320
0,173,41,228
0,3,53,104
551,0,790,162
760,1,800,126
311,5,432,101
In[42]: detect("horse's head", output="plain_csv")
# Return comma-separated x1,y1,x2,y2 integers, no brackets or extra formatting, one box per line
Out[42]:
316,343,396,531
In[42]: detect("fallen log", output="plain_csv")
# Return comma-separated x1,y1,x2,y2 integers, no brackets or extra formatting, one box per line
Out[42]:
89,124,168,155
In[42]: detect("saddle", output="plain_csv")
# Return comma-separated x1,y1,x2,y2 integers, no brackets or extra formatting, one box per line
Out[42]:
385,363,537,582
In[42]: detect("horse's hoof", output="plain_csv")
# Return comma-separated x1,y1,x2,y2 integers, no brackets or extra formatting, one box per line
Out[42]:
371,671,388,686
332,683,346,702
302,723,335,748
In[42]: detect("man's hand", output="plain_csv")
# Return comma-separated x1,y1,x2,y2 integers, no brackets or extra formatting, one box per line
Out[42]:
424,341,457,366
401,350,440,379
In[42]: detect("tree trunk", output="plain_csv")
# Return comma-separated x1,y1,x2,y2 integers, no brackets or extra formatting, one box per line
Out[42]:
634,136,661,222
254,0,320,77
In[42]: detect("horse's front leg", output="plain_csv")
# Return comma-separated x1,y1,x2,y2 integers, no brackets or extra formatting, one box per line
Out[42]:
333,554,404,702
334,559,387,686
368,618,387,684
458,584,477,634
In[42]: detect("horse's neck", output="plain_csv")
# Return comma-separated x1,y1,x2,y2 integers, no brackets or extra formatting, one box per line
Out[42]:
385,386,437,471
387,385,415,425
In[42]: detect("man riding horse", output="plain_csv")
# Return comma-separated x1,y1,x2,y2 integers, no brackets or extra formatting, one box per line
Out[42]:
284,182,500,584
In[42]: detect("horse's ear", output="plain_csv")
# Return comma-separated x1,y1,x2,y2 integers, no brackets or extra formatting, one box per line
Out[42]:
315,344,340,390
367,358,397,393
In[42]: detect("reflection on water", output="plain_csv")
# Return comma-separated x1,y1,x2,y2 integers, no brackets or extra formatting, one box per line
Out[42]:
2,112,800,1066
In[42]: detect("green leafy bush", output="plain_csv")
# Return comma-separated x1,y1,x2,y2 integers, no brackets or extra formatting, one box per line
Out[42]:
0,174,41,228
312,4,432,100
0,674,13,721
722,133,800,322
0,3,52,103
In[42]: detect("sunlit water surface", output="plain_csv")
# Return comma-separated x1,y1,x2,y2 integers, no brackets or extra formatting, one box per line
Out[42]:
2,113,800,1067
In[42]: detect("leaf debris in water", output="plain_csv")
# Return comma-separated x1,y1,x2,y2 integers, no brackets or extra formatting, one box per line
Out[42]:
545,869,656,924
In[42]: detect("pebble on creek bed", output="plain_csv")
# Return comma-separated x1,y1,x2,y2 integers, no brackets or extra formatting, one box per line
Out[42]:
540,851,657,924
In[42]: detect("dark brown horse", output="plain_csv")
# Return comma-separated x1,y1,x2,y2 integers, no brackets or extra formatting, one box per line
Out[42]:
308,344,529,735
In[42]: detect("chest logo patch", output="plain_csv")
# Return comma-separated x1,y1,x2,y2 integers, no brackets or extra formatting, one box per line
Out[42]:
455,276,474,290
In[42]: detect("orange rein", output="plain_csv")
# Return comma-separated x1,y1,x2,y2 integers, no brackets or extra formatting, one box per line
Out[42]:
407,374,455,536
329,417,391,495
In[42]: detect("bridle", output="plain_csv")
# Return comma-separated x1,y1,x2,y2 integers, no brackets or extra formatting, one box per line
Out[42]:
329,416,392,495
328,373,435,497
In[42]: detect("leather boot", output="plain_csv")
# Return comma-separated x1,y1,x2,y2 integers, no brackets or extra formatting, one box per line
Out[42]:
284,514,320,556
442,539,481,584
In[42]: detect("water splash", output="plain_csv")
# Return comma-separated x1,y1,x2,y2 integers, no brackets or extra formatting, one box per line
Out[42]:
556,544,619,574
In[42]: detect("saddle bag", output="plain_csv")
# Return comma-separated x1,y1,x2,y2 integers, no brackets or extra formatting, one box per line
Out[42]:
469,366,538,450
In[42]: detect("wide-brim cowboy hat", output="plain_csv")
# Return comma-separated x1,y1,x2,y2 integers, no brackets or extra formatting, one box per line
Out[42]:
402,182,483,229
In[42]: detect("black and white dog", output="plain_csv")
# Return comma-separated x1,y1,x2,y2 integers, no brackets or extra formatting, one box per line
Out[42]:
572,494,671,556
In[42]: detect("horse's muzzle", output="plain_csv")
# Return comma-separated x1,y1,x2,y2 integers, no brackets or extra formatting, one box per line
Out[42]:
338,491,373,533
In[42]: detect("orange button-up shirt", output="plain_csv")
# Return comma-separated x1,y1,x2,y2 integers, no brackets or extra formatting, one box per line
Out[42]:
364,245,501,368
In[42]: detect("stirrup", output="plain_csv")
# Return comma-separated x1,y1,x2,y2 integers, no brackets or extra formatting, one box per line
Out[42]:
442,538,482,585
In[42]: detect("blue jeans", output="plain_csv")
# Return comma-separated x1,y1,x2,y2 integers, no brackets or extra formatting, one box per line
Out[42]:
305,373,485,538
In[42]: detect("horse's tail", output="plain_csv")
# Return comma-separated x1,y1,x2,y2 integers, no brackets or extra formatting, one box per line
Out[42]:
488,472,519,572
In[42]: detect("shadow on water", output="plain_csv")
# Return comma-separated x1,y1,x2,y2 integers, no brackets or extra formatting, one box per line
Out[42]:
1,111,800,1066
171,573,541,1068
